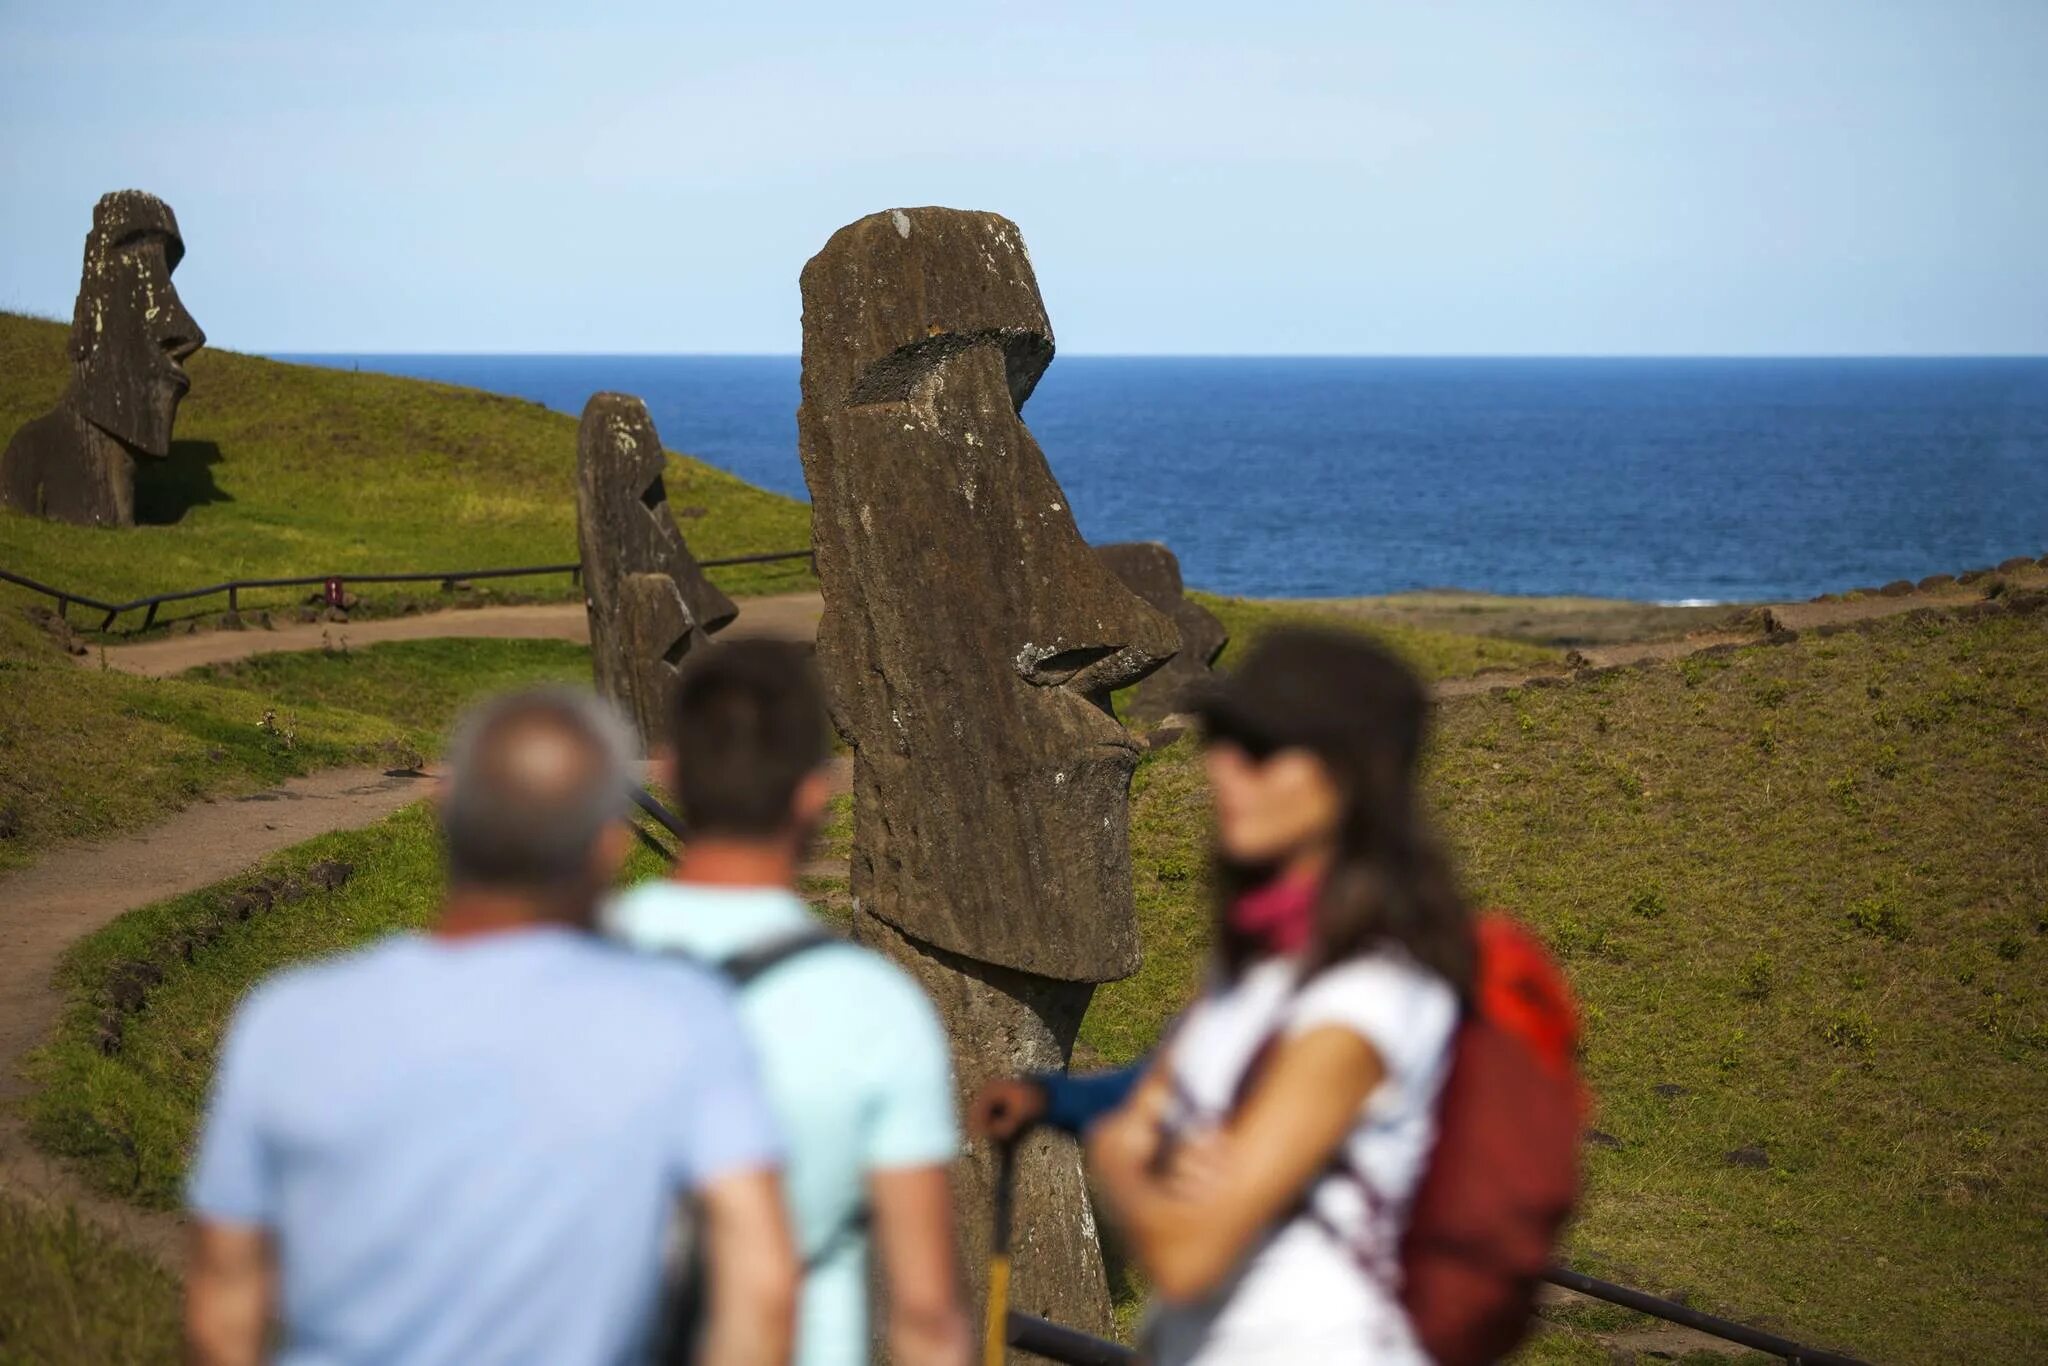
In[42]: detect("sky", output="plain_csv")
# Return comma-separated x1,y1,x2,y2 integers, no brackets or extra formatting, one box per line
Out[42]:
3,1,2044,355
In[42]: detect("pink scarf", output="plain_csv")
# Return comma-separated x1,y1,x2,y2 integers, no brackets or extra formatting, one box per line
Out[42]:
1229,873,1320,957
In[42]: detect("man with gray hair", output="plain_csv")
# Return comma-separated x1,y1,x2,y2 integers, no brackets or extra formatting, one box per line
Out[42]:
186,688,798,1366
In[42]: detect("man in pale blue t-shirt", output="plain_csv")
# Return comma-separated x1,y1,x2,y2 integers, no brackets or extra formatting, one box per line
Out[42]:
185,689,799,1366
608,639,968,1366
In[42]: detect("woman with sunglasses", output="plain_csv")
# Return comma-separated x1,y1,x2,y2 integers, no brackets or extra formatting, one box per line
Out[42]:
1087,627,1474,1365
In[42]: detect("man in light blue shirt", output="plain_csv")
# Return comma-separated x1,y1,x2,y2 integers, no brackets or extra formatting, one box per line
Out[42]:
609,639,968,1366
185,688,798,1366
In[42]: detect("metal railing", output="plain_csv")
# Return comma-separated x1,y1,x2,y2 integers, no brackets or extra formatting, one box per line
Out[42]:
0,548,814,634
1001,1267,1870,1365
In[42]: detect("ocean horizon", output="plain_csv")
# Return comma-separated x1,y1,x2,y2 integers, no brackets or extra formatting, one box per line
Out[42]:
275,353,2048,604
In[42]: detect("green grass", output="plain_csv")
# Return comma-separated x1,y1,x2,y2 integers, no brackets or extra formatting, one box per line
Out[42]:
32,598,2048,1360
0,311,815,626
1085,600,2048,1361
0,1195,180,1363
1193,591,1560,682
180,636,594,734
0,589,422,871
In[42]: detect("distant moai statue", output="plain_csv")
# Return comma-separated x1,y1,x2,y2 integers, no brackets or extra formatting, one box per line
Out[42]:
1,191,206,526
1096,541,1229,725
798,207,1180,1338
574,393,739,749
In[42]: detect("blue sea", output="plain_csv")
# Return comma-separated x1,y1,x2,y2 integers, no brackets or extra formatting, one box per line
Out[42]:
277,355,2048,603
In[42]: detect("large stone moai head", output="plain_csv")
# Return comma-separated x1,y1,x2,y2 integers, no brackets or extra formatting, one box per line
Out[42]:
69,191,206,457
798,207,1179,981
575,393,739,749
1096,541,1229,725
1,191,206,525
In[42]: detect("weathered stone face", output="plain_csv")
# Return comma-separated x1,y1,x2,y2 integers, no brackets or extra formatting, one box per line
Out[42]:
1,191,204,526
1096,541,1229,724
800,208,1178,1339
575,392,739,749
69,193,205,457
798,207,1179,983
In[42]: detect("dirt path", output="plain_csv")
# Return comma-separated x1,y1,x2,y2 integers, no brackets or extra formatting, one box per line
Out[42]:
0,767,430,1268
87,592,824,679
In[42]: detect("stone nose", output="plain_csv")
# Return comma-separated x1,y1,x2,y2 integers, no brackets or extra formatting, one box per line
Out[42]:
156,299,205,364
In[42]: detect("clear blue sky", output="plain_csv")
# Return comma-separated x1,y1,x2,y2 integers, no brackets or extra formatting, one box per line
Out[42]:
3,1,2043,355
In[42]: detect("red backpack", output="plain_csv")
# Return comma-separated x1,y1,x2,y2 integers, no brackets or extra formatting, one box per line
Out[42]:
1399,912,1584,1365
1227,913,1582,1364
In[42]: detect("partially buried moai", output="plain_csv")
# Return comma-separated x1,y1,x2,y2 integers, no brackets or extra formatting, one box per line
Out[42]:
798,207,1180,1337
575,393,739,749
1,191,206,526
1096,541,1229,726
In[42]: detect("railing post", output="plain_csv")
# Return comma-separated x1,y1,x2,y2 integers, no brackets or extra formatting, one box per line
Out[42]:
228,585,239,613
142,602,159,631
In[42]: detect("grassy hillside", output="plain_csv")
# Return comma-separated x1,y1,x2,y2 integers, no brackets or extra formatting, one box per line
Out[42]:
180,636,593,734
0,311,815,622
33,595,2046,1359
0,589,423,871
1082,596,2048,1360
1194,590,1558,679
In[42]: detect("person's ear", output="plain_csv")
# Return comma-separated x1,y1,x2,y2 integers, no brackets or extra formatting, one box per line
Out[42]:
791,767,835,833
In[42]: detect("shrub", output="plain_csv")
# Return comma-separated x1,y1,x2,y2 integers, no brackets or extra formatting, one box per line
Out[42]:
1846,896,1910,943
1626,887,1668,920
1739,952,1775,1001
1820,1011,1876,1051
1549,914,1623,962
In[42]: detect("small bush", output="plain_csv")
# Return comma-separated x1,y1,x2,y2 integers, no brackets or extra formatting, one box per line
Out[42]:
1994,936,2025,962
1829,776,1864,816
1739,952,1775,1001
1846,896,1911,943
1549,914,1623,962
1820,1011,1876,1051
1626,887,1668,920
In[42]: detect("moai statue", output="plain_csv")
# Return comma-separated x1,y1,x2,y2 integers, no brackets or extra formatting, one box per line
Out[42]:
575,393,739,749
1096,541,1229,726
1,191,206,526
798,207,1180,1338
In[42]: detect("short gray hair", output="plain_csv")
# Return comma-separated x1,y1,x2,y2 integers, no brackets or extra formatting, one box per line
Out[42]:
441,687,637,892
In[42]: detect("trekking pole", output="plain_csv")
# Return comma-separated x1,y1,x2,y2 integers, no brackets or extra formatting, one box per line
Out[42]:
984,1136,1018,1366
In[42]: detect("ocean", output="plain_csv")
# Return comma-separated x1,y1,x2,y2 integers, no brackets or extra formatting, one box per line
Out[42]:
276,354,2048,604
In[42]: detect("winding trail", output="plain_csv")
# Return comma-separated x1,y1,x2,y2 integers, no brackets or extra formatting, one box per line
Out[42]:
86,591,823,679
0,767,431,1267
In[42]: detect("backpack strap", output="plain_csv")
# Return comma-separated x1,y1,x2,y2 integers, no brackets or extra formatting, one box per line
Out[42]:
689,926,871,1272
716,926,845,987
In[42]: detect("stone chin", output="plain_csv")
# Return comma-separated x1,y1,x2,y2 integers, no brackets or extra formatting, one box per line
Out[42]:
73,369,187,458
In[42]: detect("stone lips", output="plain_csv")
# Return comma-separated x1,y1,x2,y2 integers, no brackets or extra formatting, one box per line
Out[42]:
574,392,738,750
0,190,205,526
798,207,1179,983
1096,540,1228,725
